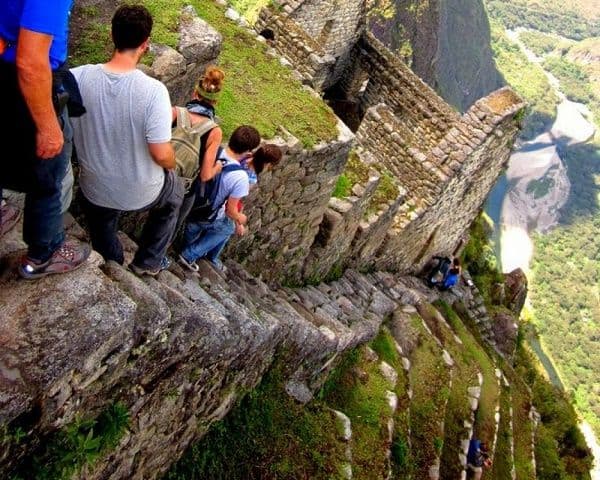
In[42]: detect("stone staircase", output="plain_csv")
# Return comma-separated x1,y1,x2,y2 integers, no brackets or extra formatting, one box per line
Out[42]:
0,198,535,479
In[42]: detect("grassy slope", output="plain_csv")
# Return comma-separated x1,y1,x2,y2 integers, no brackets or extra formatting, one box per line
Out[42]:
419,303,480,480
165,367,347,480
70,0,338,147
434,301,501,479
491,382,515,479
370,328,412,476
408,314,451,480
323,346,395,479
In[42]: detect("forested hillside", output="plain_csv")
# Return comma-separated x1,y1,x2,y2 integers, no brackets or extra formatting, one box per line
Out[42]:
484,0,600,443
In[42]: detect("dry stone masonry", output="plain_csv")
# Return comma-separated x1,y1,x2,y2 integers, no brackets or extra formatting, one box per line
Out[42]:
0,1,529,478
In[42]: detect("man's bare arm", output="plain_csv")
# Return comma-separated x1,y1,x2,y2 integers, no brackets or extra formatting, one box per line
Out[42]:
148,142,176,169
16,28,63,159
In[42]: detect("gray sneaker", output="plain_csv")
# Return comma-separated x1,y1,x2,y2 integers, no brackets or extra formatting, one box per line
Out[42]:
19,239,91,280
0,201,21,238
129,256,171,277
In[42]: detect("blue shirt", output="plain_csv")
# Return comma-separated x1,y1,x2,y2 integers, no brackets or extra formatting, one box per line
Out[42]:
0,0,72,70
443,272,459,289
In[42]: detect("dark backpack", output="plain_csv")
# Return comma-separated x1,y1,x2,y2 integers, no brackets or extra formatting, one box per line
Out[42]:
187,152,245,223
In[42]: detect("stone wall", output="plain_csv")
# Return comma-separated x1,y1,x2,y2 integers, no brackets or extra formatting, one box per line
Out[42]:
302,161,379,282
374,88,526,273
348,34,461,150
356,104,448,206
226,121,355,285
255,9,336,89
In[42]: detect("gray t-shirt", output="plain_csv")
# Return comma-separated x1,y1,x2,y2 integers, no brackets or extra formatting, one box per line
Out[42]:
70,65,172,210
215,151,250,220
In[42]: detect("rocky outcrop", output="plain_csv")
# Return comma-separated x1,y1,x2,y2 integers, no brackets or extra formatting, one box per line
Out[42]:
368,0,505,112
503,268,528,316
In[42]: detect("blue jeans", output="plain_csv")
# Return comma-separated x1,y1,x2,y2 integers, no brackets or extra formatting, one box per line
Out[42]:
1,60,71,262
181,216,235,263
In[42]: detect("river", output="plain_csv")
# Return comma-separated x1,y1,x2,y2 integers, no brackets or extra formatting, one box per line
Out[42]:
485,28,600,479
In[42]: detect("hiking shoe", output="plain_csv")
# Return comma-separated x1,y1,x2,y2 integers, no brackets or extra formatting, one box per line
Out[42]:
0,200,21,238
18,239,91,280
129,255,172,277
178,254,199,273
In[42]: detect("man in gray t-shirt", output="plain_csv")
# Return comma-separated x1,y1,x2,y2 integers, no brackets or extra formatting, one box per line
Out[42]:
70,5,183,275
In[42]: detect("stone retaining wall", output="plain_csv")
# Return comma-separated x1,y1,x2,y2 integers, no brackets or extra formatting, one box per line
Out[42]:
226,121,355,285
374,88,526,273
302,162,380,282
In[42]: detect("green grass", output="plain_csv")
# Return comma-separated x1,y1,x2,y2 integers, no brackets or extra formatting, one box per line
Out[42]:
435,302,500,471
408,314,451,480
324,346,397,479
370,328,412,477
188,0,338,147
167,366,347,480
491,383,515,479
502,361,536,480
13,403,129,480
433,302,503,479
332,151,371,198
70,0,339,147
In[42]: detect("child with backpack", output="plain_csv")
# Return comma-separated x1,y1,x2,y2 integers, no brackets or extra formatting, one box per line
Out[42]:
177,126,261,272
196,144,283,270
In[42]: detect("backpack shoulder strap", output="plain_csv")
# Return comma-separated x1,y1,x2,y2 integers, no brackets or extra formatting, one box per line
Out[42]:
175,106,191,128
222,164,245,173
191,118,217,136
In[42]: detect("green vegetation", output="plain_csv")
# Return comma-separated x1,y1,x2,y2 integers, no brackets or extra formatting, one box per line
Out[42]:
324,346,397,478
485,1,600,40
514,343,593,478
461,213,504,306
518,31,560,57
70,0,338,147
166,366,347,479
332,151,371,198
491,384,514,479
408,315,450,479
435,301,500,478
544,57,596,104
420,303,481,479
526,177,554,199
490,21,560,139
13,403,129,480
332,174,352,198
369,328,412,477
